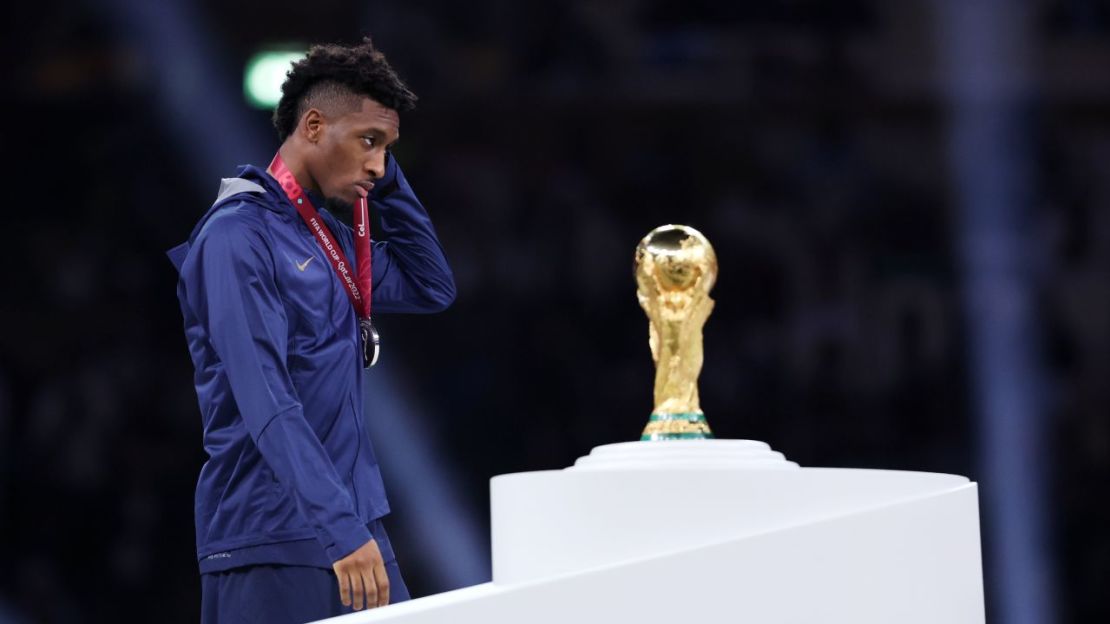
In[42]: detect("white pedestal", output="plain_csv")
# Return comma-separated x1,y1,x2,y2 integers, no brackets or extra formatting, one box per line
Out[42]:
316,440,985,623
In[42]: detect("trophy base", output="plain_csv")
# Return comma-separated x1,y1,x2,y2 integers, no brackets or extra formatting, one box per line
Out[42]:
641,412,714,440
570,439,798,470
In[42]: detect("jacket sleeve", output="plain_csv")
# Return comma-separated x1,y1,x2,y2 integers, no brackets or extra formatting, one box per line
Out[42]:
368,154,457,313
186,211,372,563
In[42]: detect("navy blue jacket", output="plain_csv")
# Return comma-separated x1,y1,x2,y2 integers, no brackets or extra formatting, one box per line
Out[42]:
168,156,454,572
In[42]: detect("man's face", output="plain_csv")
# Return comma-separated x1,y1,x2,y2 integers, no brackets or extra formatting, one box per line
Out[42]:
306,97,400,210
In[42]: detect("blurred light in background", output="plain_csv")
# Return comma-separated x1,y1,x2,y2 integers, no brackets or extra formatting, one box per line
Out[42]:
935,1,1058,622
100,0,273,184
244,49,305,109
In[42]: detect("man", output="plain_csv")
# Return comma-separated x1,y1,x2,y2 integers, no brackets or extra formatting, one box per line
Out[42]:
167,39,455,623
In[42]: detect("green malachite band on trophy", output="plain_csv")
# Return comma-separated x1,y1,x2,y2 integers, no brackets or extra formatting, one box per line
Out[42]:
640,412,714,440
647,412,709,423
641,431,717,441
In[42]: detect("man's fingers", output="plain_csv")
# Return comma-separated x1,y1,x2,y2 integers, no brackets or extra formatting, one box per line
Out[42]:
334,540,388,611
374,560,390,607
351,569,366,611
361,568,378,610
336,570,352,607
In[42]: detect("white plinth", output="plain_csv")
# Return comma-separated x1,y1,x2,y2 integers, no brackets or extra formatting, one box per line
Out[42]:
316,440,985,624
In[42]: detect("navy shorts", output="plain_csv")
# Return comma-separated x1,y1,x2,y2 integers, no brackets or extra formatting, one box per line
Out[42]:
200,533,410,623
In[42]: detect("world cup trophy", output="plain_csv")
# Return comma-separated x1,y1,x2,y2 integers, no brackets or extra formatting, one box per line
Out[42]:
635,225,718,440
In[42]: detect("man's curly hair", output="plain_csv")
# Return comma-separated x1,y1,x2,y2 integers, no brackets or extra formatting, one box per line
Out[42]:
273,38,417,141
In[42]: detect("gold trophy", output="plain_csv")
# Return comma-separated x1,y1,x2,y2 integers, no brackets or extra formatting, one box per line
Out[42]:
635,225,718,440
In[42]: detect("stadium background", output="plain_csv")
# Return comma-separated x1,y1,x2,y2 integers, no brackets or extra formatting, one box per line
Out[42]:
1,1,1107,622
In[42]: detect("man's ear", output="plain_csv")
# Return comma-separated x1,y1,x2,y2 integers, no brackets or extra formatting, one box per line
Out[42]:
301,108,324,143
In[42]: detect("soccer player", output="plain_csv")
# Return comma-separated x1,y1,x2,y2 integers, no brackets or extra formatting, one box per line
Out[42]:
167,39,455,623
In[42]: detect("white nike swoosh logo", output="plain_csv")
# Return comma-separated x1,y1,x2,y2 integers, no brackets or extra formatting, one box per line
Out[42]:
296,257,315,272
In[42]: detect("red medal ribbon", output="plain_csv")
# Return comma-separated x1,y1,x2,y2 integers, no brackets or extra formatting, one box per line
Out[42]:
268,153,373,320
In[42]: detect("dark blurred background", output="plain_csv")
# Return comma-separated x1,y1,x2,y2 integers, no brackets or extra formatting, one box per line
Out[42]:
1,0,1107,622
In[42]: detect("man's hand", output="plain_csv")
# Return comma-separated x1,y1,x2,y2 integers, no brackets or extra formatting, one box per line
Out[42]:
332,538,390,610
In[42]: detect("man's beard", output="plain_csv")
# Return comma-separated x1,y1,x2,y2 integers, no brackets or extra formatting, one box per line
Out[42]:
325,196,355,225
